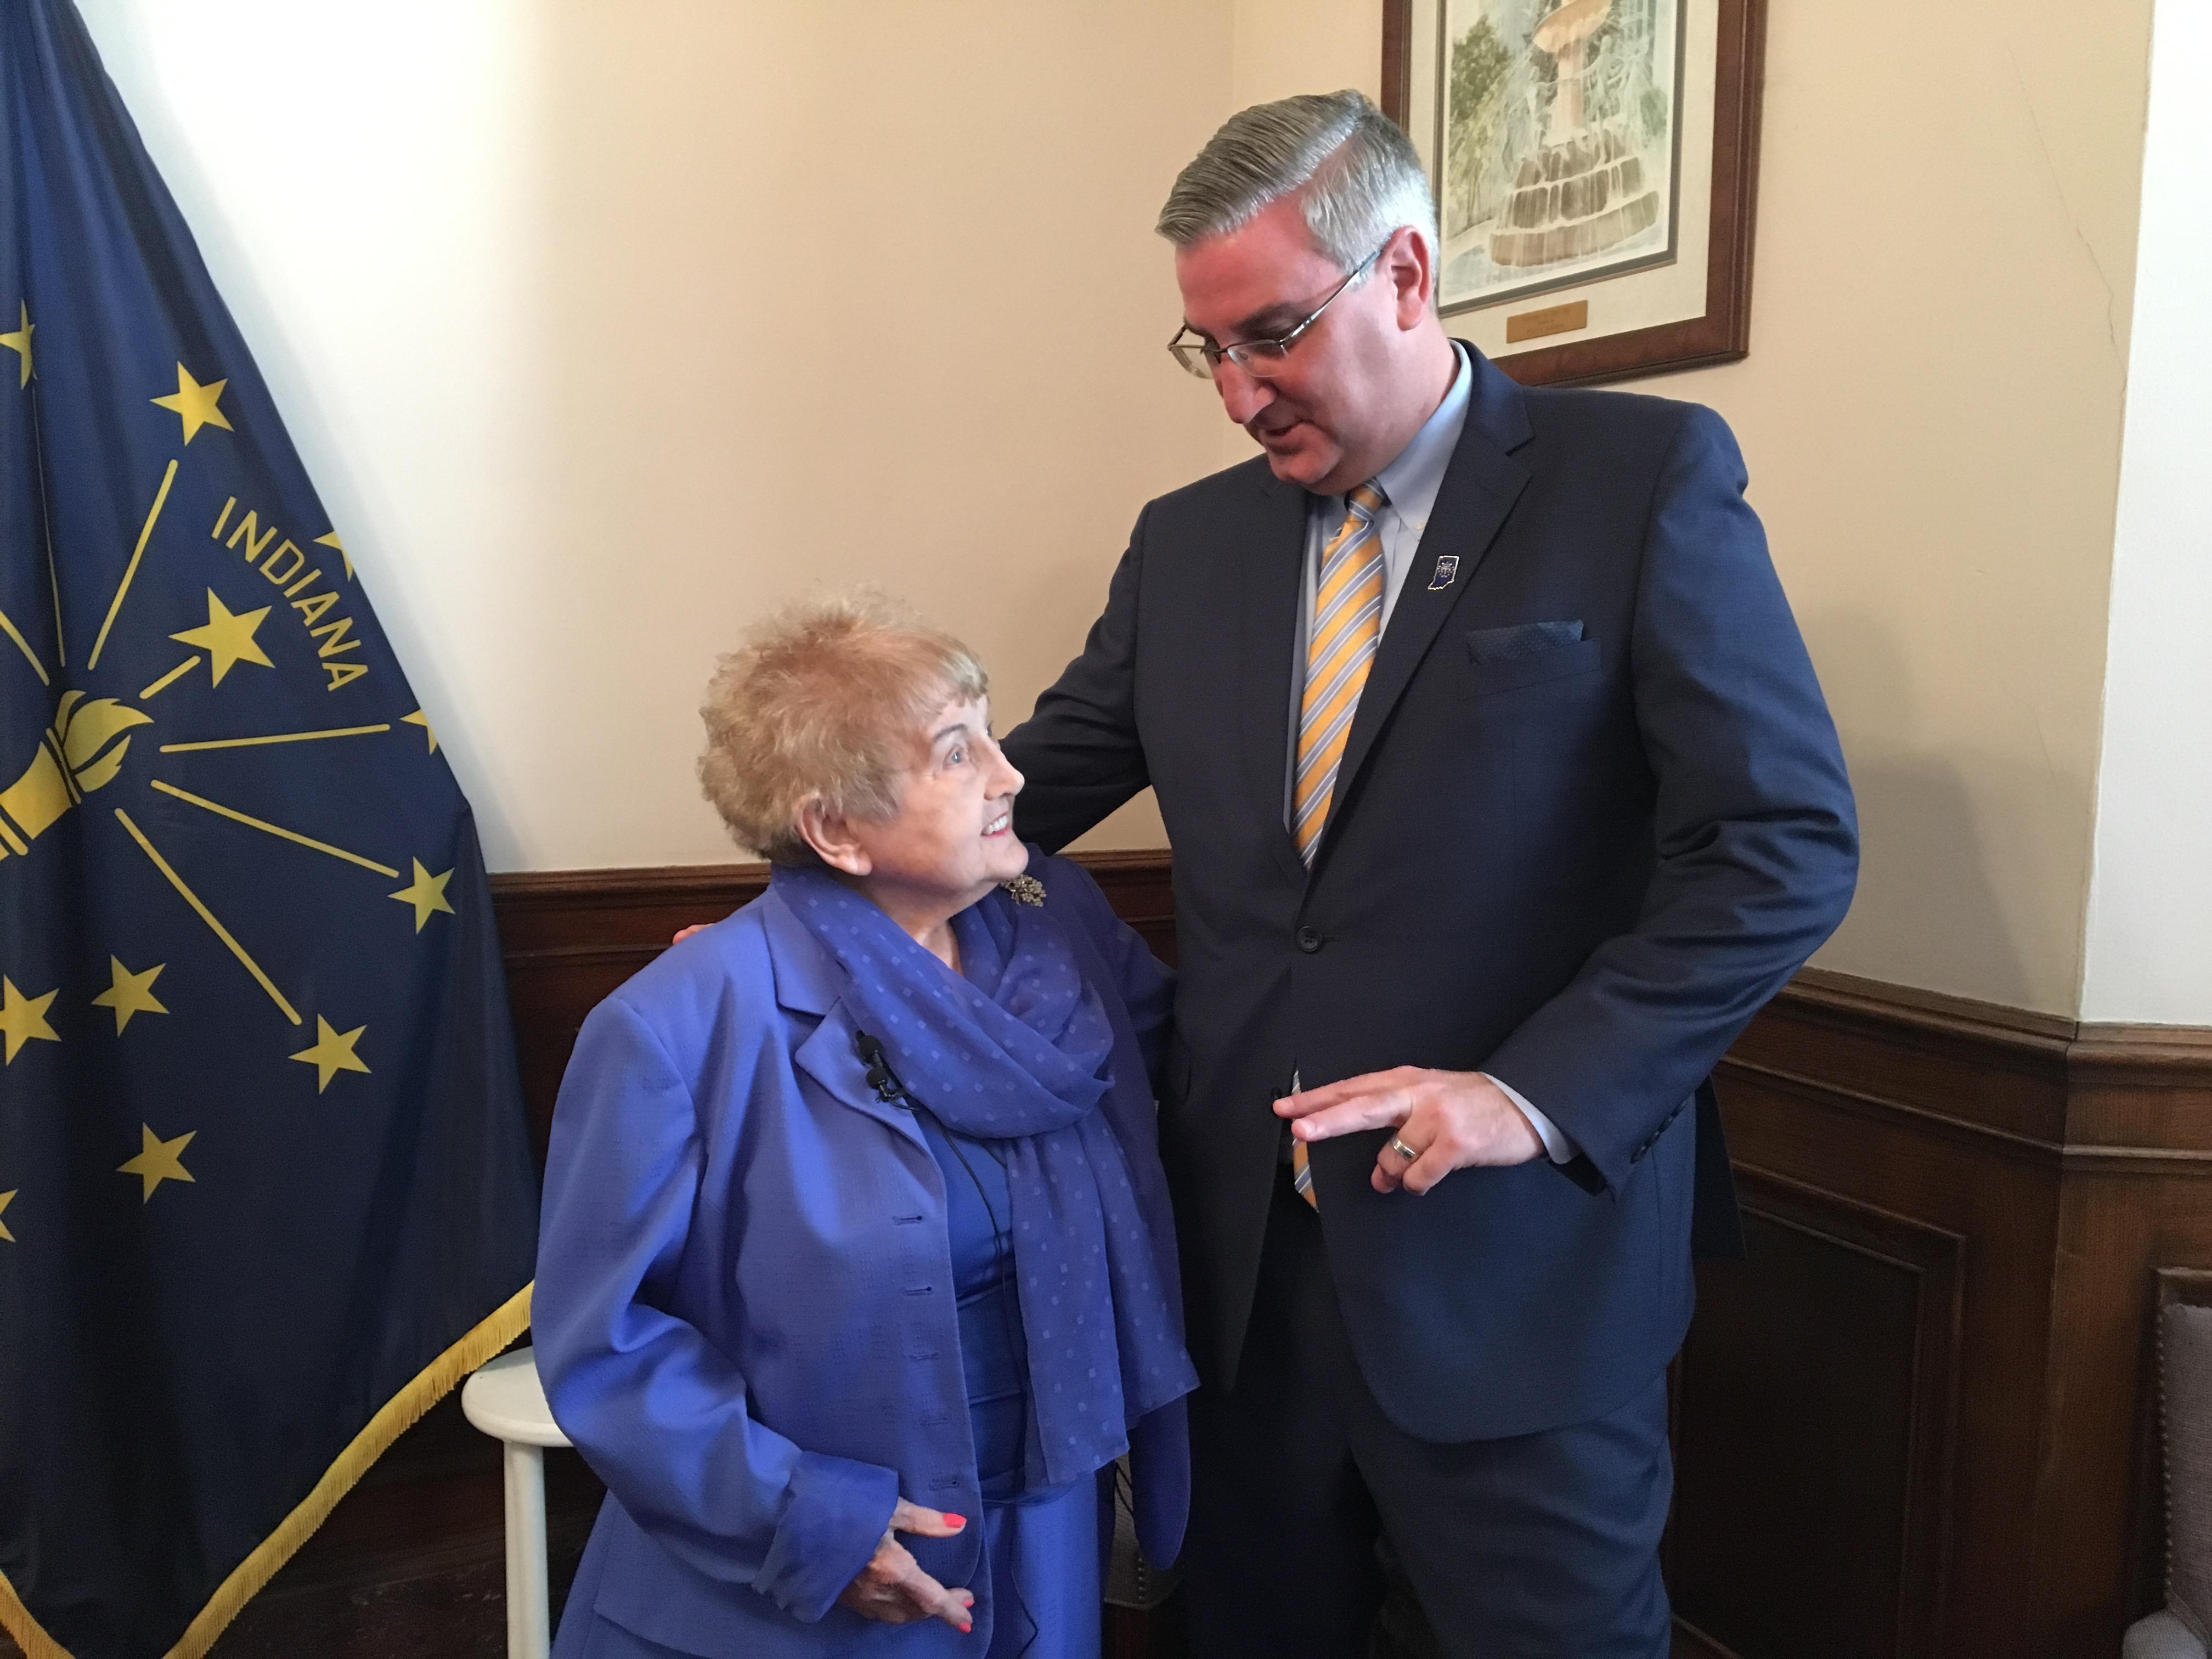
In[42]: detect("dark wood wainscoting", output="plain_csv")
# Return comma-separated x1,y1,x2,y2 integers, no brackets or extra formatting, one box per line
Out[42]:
1669,1168,1965,1659
1673,973,2212,1659
21,854,2191,1659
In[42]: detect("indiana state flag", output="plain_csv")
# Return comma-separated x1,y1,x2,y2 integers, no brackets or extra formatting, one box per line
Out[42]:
0,5,540,1656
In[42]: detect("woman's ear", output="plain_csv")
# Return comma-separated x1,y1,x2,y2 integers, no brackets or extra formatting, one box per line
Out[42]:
795,797,872,877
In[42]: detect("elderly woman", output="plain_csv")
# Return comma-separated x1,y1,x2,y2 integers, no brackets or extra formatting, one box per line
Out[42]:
534,599,1195,1659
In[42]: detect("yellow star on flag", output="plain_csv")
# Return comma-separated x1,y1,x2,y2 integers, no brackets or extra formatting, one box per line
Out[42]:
92,957,168,1033
171,589,274,685
402,709,438,753
1,302,31,388
390,861,455,932
315,528,353,580
120,1125,196,1201
291,1017,370,1093
0,1189,15,1243
151,362,233,443
0,977,60,1064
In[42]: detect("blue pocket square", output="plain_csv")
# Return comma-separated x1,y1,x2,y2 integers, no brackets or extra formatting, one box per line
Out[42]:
1465,620,1585,664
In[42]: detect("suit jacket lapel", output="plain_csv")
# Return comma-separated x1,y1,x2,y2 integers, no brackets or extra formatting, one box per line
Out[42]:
1232,466,1314,887
792,1001,927,1144
1312,351,1533,874
764,890,927,1144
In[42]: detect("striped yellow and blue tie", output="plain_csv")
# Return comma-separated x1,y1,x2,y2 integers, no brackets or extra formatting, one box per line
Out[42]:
1293,481,1388,866
1290,482,1385,1209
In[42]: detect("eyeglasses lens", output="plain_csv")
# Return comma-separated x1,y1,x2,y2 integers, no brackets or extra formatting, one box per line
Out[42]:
1170,338,1290,380
1232,343,1286,379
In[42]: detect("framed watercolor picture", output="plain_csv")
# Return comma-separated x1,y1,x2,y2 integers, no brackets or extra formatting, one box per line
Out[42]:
1382,0,1765,385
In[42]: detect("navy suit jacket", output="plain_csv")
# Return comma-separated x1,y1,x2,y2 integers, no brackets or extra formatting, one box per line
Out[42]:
533,855,1187,1657
1005,346,1858,1441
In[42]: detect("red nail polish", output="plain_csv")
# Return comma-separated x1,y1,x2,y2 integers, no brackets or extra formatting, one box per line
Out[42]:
943,1513,966,1526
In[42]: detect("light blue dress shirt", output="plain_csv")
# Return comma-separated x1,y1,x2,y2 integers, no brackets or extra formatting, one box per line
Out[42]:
1285,343,1576,1165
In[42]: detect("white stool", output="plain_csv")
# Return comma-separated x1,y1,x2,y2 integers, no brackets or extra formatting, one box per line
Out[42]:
461,1346,574,1659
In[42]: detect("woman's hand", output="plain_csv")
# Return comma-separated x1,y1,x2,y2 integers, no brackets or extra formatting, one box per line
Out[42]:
836,1499,976,1632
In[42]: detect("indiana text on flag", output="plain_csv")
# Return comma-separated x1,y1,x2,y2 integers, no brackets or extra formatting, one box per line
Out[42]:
0,5,540,1656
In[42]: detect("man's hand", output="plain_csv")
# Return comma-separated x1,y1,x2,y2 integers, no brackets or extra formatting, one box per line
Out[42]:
836,1499,975,1631
1275,1067,1542,1195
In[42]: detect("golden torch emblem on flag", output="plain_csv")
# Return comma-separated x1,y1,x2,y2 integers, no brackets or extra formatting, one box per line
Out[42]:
0,692,151,859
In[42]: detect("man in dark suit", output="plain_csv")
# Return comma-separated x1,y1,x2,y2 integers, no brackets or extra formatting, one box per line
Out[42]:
1003,91,1857,1657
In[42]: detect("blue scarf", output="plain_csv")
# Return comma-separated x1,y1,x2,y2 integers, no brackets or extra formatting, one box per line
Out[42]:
771,861,1196,1491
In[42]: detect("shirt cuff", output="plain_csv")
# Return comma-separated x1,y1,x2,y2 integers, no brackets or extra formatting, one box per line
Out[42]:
1483,1073,1577,1165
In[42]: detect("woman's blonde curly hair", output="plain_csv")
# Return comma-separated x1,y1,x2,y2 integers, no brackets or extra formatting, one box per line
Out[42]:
698,594,989,867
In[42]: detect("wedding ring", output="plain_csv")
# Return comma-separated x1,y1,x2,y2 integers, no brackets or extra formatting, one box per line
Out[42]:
1386,1136,1420,1161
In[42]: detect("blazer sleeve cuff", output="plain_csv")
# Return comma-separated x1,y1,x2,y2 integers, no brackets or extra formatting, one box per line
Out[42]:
754,1451,901,1623
1482,1073,1577,1165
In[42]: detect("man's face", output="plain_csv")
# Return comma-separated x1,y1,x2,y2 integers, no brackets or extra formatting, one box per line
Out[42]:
1174,198,1407,495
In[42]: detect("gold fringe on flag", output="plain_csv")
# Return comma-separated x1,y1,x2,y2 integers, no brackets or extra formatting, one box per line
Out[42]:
0,1577,69,1659
0,1282,534,1659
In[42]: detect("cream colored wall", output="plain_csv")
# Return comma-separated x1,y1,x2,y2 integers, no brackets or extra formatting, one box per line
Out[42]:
80,0,1237,869
1234,0,1384,118
1235,0,2154,1015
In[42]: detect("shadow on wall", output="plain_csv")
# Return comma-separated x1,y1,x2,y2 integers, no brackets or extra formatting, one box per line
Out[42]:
1805,607,2075,1013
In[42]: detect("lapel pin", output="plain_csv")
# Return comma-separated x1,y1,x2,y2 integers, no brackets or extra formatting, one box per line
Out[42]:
1428,555,1459,591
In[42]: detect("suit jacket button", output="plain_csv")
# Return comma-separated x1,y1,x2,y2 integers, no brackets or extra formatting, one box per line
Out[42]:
1296,927,1322,953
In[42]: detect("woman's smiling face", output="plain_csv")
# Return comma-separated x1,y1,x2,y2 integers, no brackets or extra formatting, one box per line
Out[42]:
829,695,1028,928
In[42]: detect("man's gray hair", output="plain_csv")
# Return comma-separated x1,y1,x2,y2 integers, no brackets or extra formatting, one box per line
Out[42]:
1156,90,1437,273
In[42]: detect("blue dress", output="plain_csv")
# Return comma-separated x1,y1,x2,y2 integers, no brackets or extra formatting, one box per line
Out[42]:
916,1114,1028,1499
913,1114,1101,1659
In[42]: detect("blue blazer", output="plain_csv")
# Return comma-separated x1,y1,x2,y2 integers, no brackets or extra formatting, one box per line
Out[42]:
533,855,1187,1658
1007,347,1859,1441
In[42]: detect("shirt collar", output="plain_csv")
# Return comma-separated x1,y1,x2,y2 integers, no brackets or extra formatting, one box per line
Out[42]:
1344,342,1472,538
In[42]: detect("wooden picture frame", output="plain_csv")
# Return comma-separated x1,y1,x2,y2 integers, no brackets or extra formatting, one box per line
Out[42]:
1382,0,1765,387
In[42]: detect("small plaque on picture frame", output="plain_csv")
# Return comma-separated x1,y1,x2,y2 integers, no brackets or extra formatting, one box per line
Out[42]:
1381,0,1765,386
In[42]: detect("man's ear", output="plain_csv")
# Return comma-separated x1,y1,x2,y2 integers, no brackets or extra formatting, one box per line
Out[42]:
795,797,872,877
1384,224,1436,327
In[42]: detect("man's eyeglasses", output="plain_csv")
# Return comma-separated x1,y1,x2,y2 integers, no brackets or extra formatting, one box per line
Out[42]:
1167,241,1386,381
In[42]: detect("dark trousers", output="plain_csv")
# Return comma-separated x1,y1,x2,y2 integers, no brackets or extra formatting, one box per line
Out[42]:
1183,1169,1675,1659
